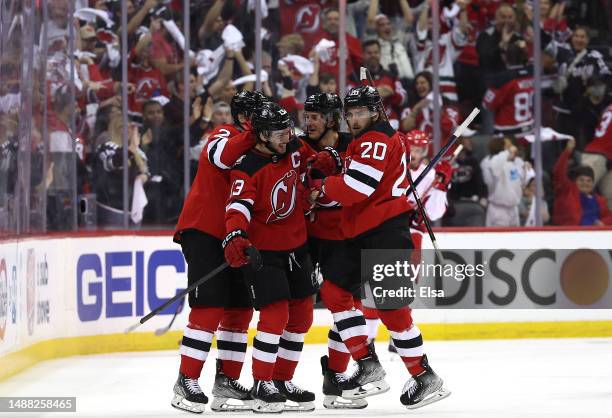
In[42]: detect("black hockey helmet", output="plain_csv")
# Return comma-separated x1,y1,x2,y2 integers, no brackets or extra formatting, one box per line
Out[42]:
304,93,343,116
343,85,381,111
231,90,268,128
251,102,293,135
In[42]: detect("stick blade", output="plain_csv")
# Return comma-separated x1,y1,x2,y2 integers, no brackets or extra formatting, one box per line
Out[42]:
124,321,141,334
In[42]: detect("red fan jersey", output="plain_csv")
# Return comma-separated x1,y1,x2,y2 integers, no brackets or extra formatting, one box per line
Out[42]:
585,104,612,159
225,139,316,251
323,121,414,238
483,67,534,136
128,62,169,114
174,124,255,241
304,133,353,241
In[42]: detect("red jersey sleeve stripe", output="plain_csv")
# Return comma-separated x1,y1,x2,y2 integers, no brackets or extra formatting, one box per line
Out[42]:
226,198,254,223
207,137,231,169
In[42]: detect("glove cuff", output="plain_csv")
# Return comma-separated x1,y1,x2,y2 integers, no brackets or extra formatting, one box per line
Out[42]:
222,229,248,249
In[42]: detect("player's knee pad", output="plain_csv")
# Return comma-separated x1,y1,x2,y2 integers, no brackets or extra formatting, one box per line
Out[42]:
378,307,414,332
320,280,354,312
286,296,314,333
219,307,253,332
257,299,289,335
188,306,225,332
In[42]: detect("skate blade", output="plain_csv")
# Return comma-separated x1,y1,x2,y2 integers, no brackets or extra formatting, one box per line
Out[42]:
342,379,390,400
283,400,315,412
405,387,451,410
210,397,253,412
252,399,285,414
323,395,368,409
171,394,206,414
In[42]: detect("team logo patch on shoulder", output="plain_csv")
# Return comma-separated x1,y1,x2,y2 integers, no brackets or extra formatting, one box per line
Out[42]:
267,170,298,223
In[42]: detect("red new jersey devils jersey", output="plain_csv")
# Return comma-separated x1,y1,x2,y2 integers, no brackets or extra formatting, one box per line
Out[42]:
225,139,315,251
174,124,255,241
483,67,534,135
323,121,414,238
304,132,352,241
585,104,612,159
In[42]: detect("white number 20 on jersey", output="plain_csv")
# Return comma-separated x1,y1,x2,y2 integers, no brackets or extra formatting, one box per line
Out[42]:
360,142,387,160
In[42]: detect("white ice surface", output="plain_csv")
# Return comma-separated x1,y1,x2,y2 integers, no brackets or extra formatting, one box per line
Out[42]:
1,339,611,417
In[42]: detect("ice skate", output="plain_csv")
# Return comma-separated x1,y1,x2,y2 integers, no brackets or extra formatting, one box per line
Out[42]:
400,354,451,409
338,349,389,400
171,373,208,414
251,379,286,413
320,355,368,409
273,380,315,412
210,360,253,412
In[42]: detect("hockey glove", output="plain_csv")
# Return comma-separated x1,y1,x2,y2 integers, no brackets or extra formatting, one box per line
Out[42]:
222,230,253,268
434,160,453,191
306,147,343,178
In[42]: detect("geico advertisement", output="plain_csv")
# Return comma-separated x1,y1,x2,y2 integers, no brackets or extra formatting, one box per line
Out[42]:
365,248,612,309
75,237,187,322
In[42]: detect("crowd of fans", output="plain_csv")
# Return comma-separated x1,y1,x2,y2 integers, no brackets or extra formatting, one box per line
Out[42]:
1,0,612,232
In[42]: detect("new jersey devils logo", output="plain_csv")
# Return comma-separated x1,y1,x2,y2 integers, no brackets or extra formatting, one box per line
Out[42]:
295,5,321,33
267,170,298,223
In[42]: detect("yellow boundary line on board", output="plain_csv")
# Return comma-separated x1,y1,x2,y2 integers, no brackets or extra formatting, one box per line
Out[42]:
2,320,612,382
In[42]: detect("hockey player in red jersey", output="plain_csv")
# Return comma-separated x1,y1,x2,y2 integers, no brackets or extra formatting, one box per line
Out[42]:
406,130,453,249
307,86,450,409
223,102,319,413
482,41,534,137
301,93,370,409
171,91,267,413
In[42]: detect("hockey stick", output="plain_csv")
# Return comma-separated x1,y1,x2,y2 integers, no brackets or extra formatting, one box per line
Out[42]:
125,247,262,334
407,107,480,194
154,295,185,336
359,67,444,261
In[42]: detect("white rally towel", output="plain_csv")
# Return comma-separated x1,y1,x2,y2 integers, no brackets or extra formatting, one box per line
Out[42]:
222,24,245,51
523,126,575,143
314,39,336,63
232,70,269,87
196,45,225,84
74,8,115,28
279,54,315,76
162,20,196,59
131,176,148,224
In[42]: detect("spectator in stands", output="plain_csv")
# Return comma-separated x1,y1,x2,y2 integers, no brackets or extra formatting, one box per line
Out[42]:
165,71,198,128
553,138,612,225
521,0,571,43
312,8,363,79
277,34,305,58
400,71,460,144
519,171,550,226
149,16,185,77
481,137,528,227
413,0,470,102
448,138,488,205
477,3,522,75
547,26,611,148
476,3,523,134
307,42,339,96
94,112,149,227
128,32,169,114
349,39,406,129
482,40,534,137
582,102,612,208
365,0,414,89
140,100,182,225
575,76,611,147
